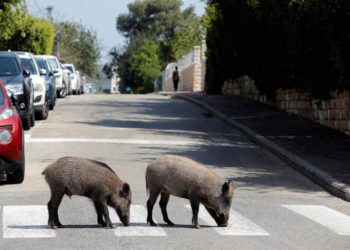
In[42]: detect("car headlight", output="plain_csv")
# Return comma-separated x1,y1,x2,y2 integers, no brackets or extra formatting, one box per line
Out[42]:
0,108,14,121
5,83,24,95
0,130,12,144
34,84,44,92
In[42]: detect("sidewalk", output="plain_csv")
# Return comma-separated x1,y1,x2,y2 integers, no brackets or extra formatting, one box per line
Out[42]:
172,92,350,201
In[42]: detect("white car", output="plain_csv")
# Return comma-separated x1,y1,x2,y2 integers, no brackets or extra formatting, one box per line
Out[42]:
16,52,49,120
62,63,80,95
38,55,66,98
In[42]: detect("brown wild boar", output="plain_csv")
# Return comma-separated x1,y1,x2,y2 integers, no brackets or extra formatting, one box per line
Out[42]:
42,157,131,229
146,155,234,229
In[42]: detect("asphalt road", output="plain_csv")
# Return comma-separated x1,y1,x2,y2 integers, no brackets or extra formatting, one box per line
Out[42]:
1,94,349,250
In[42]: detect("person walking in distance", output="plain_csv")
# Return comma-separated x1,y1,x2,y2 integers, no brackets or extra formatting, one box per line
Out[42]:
172,66,180,92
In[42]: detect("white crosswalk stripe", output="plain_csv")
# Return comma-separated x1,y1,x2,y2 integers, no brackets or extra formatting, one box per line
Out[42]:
185,205,269,235
110,205,167,236
282,205,350,235
2,204,350,238
2,206,56,238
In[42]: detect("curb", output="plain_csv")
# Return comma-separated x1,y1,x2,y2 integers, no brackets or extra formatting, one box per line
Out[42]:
172,94,350,202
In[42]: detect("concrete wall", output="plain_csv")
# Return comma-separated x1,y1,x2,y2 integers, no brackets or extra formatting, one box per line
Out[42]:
162,45,205,92
222,76,350,136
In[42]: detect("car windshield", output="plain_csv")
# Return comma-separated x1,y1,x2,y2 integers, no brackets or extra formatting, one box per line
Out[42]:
20,58,38,75
66,65,74,73
48,58,59,69
35,58,48,71
0,57,20,76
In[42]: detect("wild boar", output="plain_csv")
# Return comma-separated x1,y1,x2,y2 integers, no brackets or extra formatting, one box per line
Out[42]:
42,157,131,229
146,155,234,229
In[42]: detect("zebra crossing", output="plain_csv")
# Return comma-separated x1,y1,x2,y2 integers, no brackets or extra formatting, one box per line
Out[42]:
1,204,350,238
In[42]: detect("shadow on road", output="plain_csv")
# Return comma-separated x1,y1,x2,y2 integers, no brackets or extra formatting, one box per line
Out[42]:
74,96,322,195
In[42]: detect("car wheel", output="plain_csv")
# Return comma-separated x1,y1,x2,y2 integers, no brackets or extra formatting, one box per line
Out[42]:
30,109,35,127
61,84,67,98
58,84,67,98
36,100,49,120
49,98,54,110
21,116,31,130
7,137,25,184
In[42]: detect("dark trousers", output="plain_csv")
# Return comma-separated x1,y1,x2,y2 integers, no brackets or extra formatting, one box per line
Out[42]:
173,80,179,91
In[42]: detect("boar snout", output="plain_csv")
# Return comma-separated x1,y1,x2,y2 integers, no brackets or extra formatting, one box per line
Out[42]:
217,213,229,227
120,216,130,226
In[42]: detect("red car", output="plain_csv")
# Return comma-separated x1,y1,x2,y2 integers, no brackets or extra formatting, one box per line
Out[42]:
0,80,25,183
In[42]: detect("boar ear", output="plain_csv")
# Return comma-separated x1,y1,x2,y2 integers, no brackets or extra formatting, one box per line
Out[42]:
120,183,130,197
222,182,230,194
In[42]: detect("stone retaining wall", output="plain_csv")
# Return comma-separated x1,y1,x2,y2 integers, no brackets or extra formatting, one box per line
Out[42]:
162,45,205,92
222,76,350,135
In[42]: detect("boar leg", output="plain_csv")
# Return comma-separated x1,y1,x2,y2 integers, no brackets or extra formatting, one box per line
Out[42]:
94,202,106,227
159,193,174,226
47,190,64,229
189,199,200,229
146,190,159,226
95,200,115,229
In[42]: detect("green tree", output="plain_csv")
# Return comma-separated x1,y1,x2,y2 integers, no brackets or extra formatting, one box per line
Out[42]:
55,21,101,76
0,0,24,48
107,0,203,92
205,0,350,98
130,39,161,93
6,16,55,54
0,1,55,54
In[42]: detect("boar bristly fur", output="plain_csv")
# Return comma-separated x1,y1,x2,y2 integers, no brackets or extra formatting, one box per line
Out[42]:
42,157,132,229
146,155,234,229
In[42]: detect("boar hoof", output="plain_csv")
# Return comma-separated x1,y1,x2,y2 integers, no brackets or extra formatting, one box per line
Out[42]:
108,224,116,229
165,220,174,226
99,222,107,227
193,224,201,229
147,220,157,226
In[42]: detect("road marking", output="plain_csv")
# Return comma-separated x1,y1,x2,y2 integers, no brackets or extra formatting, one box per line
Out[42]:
185,205,269,235
26,137,258,148
282,205,350,235
24,134,31,141
3,206,56,238
110,205,166,236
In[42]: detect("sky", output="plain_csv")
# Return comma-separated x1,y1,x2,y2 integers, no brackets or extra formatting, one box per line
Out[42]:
27,0,206,63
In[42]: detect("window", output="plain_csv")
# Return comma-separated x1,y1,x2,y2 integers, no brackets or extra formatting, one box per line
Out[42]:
66,65,74,73
47,58,59,69
0,57,20,76
20,58,38,75
35,58,47,70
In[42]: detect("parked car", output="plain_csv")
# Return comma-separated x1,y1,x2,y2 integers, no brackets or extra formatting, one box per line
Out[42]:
75,70,82,95
34,56,57,110
80,75,86,94
17,52,48,120
38,55,66,98
0,51,34,130
61,64,72,95
63,63,80,95
0,80,25,183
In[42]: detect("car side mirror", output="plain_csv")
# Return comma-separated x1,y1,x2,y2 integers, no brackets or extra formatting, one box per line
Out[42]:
23,70,31,77
39,69,47,75
49,71,54,76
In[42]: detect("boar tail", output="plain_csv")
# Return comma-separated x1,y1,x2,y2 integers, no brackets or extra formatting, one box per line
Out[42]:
41,169,47,175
